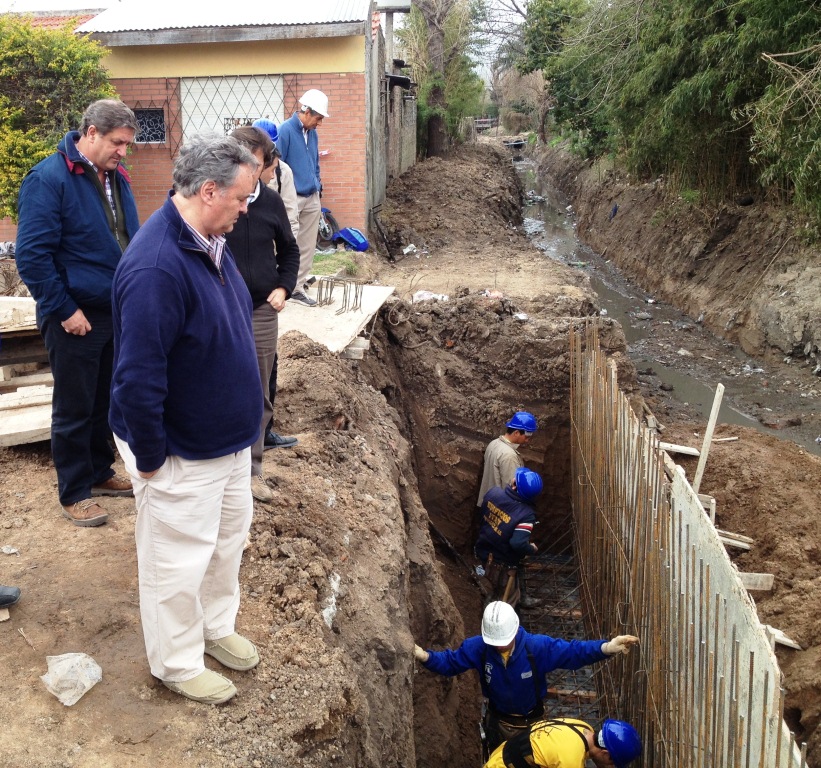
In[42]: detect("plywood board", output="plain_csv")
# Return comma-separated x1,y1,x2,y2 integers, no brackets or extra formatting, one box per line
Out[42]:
278,283,395,354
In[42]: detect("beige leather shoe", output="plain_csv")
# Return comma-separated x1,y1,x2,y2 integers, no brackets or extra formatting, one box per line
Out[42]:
205,633,260,671
251,475,273,502
163,669,237,704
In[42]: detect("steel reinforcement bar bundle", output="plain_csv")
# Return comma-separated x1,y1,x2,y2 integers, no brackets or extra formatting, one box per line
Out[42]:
569,321,806,768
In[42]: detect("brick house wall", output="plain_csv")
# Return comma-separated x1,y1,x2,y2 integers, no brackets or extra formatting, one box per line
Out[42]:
113,77,179,224
119,71,368,233
0,71,369,241
292,73,367,233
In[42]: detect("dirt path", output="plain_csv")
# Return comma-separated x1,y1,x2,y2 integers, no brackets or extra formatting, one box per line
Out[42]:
0,139,819,767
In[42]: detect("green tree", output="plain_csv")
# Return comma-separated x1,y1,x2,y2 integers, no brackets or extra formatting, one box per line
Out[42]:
0,15,114,220
749,43,821,221
398,0,485,157
525,0,821,209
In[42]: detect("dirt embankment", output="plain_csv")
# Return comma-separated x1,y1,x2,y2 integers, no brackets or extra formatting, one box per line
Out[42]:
539,144,821,374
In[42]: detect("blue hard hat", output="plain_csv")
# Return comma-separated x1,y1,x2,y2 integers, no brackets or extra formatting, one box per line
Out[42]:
506,411,537,433
514,467,542,501
600,720,642,767
252,118,278,142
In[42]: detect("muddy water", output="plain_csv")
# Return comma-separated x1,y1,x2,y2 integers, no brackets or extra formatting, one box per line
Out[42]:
514,157,821,456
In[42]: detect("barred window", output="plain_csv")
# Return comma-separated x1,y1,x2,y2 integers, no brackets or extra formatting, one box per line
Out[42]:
135,108,166,143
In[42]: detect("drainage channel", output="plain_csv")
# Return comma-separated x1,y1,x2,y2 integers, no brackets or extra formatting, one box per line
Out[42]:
513,156,821,456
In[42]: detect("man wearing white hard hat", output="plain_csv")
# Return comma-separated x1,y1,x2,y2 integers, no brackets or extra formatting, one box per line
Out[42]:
413,601,638,753
276,89,329,307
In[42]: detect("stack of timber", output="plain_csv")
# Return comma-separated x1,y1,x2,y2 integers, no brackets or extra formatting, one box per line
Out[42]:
0,296,52,446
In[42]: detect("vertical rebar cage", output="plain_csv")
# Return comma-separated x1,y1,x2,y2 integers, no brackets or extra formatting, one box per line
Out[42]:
569,321,805,768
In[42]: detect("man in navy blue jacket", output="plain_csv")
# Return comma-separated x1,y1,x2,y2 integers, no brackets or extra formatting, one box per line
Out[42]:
276,89,329,306
414,602,638,752
475,467,543,607
110,134,263,705
16,100,140,527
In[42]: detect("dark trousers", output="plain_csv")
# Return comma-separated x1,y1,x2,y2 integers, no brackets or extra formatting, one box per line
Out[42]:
265,352,279,432
485,704,544,753
41,309,115,505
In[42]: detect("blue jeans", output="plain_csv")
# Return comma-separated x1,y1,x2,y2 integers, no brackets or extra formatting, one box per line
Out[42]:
41,308,115,505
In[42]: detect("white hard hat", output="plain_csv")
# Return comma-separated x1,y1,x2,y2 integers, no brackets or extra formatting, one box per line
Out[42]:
481,601,519,646
299,89,330,118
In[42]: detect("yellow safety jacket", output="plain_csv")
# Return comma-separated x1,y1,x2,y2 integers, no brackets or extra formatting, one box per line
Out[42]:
483,718,594,768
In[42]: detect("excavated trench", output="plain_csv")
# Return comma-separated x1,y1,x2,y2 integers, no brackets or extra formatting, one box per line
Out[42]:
359,293,628,768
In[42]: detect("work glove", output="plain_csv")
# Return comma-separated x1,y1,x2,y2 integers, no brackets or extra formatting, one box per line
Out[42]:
413,644,430,663
602,635,639,656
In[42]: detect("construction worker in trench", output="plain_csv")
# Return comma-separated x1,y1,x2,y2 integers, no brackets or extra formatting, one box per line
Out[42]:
413,602,638,754
476,467,543,608
483,717,642,768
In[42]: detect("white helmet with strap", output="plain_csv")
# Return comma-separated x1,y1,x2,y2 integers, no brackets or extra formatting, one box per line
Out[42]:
299,89,329,118
481,601,519,646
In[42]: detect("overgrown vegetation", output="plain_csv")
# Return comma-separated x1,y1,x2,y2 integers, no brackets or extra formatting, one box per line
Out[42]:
0,16,113,220
397,0,486,157
516,0,821,220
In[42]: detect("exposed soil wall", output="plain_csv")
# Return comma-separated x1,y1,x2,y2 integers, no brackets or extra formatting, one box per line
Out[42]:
538,144,821,373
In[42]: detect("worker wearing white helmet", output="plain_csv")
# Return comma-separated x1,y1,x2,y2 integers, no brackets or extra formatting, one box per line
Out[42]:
276,89,330,307
413,601,638,754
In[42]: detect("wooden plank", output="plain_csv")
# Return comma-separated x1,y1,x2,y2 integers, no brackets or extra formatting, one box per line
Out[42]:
662,450,679,480
0,403,51,446
0,296,37,333
660,441,700,457
763,625,802,651
0,372,53,393
698,493,717,524
738,572,774,591
716,528,754,545
719,534,752,551
0,339,50,366
693,383,725,493
0,385,53,410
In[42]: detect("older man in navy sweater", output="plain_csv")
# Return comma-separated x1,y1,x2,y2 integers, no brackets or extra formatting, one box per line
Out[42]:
110,134,262,705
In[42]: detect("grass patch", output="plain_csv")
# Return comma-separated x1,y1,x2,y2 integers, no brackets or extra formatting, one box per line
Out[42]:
312,249,358,277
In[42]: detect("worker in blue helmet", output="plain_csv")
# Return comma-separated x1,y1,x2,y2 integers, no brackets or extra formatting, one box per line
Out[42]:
477,411,538,507
476,467,543,607
483,717,642,768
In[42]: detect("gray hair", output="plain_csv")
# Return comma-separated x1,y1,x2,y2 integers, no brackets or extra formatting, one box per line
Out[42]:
172,134,259,197
81,99,138,136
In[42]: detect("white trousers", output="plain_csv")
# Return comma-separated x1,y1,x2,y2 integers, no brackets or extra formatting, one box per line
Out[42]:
115,436,253,682
296,191,322,289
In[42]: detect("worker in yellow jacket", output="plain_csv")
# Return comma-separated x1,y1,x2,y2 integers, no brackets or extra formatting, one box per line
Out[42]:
484,717,641,768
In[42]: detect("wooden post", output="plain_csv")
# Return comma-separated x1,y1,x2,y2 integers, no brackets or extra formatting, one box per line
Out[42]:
693,383,725,494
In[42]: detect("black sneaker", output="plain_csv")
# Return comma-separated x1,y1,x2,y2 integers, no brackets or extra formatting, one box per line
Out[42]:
290,290,316,307
264,431,298,450
0,585,21,608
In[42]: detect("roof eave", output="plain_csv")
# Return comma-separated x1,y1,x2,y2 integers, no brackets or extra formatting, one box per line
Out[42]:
83,20,369,46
